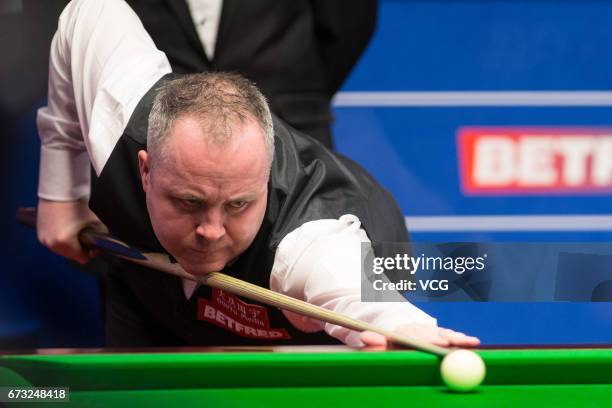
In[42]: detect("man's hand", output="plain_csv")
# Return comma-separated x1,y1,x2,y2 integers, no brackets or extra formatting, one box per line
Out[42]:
36,198,108,264
360,323,480,348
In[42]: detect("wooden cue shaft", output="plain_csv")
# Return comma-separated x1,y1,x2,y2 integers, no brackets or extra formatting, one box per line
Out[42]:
16,207,449,356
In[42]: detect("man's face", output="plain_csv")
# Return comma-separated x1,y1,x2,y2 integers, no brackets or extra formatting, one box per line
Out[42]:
139,115,270,275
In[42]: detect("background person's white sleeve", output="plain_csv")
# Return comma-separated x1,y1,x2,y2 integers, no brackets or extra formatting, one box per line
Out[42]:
37,0,171,201
270,214,437,347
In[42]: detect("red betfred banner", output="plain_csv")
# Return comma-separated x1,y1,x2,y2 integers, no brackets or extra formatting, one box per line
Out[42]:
457,127,612,195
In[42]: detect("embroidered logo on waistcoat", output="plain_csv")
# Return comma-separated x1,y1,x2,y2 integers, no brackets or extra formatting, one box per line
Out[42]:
197,288,291,340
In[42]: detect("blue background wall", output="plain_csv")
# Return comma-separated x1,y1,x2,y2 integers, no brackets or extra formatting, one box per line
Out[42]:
1,0,105,348
2,0,611,348
333,0,612,344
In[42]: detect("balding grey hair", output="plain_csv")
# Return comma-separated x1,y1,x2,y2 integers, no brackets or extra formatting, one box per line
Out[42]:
147,72,274,168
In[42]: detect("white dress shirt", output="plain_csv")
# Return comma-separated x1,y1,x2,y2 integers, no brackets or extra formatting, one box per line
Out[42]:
185,0,223,60
37,0,437,346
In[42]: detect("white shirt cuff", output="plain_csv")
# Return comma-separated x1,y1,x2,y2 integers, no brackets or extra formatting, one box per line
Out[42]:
38,143,91,201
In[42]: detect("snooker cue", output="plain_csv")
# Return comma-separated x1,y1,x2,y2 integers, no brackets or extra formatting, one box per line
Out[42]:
16,207,450,356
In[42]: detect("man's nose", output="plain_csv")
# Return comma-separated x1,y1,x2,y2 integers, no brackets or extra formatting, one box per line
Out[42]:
195,210,226,241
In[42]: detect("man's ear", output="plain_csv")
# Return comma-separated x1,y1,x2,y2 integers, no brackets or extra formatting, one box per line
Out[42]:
138,150,151,193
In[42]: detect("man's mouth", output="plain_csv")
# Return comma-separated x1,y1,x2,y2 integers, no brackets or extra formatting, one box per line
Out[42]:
189,247,224,255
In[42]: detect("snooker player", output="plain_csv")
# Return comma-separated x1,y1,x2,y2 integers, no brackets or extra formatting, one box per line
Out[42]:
36,0,480,348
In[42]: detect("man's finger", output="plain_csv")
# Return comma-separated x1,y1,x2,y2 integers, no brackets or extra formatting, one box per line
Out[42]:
360,330,388,347
442,330,481,347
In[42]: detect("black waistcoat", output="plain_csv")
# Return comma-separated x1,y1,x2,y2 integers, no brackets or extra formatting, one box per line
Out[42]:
90,76,408,346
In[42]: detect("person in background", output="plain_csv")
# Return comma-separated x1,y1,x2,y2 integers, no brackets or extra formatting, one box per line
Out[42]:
125,0,378,148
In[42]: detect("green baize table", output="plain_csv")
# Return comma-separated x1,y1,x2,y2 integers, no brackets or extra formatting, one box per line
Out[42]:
1,345,611,407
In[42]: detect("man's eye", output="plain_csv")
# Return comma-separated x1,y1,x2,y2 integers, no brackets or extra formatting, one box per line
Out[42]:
185,199,199,206
176,198,200,209
228,201,247,209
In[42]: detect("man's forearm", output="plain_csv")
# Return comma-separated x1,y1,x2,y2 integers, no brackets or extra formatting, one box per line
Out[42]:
270,215,436,346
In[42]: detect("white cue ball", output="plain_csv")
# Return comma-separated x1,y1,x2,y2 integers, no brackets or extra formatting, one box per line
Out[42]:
440,349,486,392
